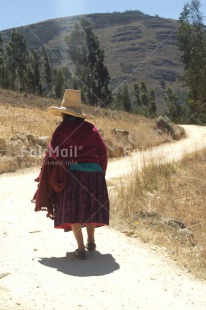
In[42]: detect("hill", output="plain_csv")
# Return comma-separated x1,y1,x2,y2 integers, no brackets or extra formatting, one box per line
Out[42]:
0,11,184,110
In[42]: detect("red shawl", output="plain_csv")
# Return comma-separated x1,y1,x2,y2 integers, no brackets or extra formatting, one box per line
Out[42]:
32,150,67,219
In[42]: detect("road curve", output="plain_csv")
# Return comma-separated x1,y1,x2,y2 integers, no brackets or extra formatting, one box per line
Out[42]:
106,125,206,179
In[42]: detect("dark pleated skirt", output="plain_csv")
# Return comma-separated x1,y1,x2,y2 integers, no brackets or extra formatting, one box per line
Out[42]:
54,170,109,231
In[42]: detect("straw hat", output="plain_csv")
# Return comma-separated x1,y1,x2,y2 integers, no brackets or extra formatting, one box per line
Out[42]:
48,89,91,119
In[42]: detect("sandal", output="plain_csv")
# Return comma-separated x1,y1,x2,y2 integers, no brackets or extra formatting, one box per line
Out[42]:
86,242,96,252
74,249,86,260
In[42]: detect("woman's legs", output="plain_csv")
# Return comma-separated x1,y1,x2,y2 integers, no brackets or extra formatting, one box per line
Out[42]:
71,223,96,255
71,223,85,251
86,223,95,243
86,224,96,251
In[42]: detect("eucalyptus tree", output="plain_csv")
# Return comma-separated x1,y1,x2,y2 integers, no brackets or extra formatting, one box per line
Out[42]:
6,31,29,91
27,49,42,95
66,18,112,106
41,46,52,93
0,34,5,87
177,0,206,121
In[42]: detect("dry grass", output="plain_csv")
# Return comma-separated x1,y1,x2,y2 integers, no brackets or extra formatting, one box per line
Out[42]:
0,105,56,141
110,148,206,280
0,88,171,151
0,88,173,175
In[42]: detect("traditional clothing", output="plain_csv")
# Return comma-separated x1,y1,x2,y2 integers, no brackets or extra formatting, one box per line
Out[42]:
51,118,109,231
50,118,108,174
32,118,110,231
32,150,67,219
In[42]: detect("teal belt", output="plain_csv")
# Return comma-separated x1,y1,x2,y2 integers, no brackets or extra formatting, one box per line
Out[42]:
69,163,103,173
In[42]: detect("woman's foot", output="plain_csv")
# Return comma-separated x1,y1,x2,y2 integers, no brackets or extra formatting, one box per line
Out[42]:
74,249,87,260
86,242,96,252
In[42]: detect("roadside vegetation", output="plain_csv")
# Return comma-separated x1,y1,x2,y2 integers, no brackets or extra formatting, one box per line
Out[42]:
110,147,206,280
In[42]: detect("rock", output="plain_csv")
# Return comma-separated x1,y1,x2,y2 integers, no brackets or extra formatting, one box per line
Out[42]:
163,219,186,229
156,116,185,140
111,128,129,139
178,228,193,237
157,129,162,135
16,155,42,169
0,138,6,155
29,145,44,157
156,116,172,133
140,210,159,218
7,140,25,157
178,228,195,245
11,133,29,146
26,134,37,146
37,136,50,147
172,125,185,140
0,158,18,174
109,129,130,157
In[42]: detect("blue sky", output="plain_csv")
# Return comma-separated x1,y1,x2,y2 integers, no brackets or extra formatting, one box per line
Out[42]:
0,0,206,31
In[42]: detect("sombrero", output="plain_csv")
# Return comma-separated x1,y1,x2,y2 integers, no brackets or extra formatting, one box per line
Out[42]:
48,89,92,119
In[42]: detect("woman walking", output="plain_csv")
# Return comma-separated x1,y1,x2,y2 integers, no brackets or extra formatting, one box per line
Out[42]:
34,89,109,260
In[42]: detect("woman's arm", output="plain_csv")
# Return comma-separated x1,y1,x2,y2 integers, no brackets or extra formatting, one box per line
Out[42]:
94,127,108,175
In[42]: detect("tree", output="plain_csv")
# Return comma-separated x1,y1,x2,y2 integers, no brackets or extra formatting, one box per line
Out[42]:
53,66,72,98
65,19,112,106
0,32,54,97
122,84,132,112
134,83,141,106
5,31,29,91
41,46,52,93
148,89,156,116
61,66,72,89
0,34,5,88
177,0,206,121
54,68,64,98
132,82,157,117
113,87,123,109
140,81,147,94
141,93,149,107
27,49,42,95
164,88,185,122
113,84,132,112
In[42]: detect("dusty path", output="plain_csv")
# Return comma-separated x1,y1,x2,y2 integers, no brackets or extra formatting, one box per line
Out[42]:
1,125,206,310
107,124,206,179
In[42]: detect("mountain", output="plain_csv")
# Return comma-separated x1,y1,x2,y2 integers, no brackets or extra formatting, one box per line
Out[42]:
0,11,184,110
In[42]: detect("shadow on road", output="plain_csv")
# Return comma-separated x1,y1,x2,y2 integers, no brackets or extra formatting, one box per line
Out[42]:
38,251,120,277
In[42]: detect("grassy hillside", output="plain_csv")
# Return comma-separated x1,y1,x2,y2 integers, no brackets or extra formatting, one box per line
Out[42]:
0,11,184,110
0,88,170,147
0,88,175,174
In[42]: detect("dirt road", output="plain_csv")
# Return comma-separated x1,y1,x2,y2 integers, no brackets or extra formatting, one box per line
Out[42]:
1,125,206,310
107,124,206,179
